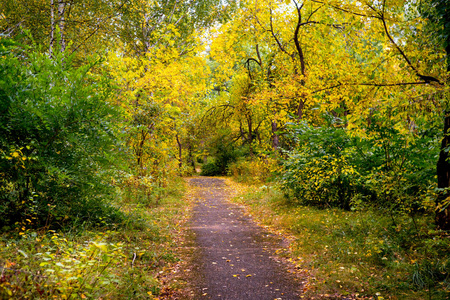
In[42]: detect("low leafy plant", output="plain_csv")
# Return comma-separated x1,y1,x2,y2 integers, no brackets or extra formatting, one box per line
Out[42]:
0,177,190,299
200,159,222,176
201,130,244,176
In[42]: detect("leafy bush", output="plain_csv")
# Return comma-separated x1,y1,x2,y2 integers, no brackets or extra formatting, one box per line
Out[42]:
201,131,243,176
0,233,126,299
0,38,123,230
0,175,189,299
280,122,363,210
279,120,438,212
228,156,280,183
200,159,222,176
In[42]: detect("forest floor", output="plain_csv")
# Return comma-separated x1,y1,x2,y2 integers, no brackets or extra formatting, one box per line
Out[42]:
158,177,449,300
167,177,305,299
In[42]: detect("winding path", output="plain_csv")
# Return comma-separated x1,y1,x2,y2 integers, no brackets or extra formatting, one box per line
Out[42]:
187,177,301,300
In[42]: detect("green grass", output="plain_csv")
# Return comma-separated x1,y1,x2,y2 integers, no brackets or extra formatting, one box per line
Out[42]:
0,177,191,299
231,183,450,300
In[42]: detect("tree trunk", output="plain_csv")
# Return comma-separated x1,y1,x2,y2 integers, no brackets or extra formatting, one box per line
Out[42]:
297,100,304,120
176,134,183,171
271,121,279,150
246,114,254,155
49,0,67,56
436,112,450,230
187,142,196,173
58,1,66,52
436,38,450,230
50,0,55,56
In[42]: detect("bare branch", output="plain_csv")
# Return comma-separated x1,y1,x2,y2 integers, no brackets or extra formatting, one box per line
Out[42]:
70,0,130,54
246,57,261,67
312,0,378,18
269,7,290,56
306,3,323,23
256,44,262,66
293,2,306,76
380,0,441,84
312,80,438,94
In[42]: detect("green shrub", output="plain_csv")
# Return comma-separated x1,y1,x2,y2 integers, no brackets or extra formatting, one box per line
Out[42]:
228,156,281,183
200,160,222,176
279,120,438,212
280,122,363,210
201,131,244,175
0,38,123,230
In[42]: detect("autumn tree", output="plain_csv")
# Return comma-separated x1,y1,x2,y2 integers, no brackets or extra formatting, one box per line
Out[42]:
0,0,132,61
205,0,449,222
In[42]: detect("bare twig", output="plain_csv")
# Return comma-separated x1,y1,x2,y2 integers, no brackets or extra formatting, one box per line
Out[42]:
380,0,441,84
132,252,137,267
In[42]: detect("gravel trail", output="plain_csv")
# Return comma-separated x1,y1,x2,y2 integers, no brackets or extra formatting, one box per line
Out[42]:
187,177,301,300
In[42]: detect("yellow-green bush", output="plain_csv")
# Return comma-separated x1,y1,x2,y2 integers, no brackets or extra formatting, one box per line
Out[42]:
228,156,280,183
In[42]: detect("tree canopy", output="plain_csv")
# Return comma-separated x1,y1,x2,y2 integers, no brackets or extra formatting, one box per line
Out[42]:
0,0,449,231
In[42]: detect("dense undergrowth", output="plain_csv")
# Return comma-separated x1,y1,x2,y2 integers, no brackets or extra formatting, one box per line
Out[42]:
230,182,450,299
0,36,195,300
0,178,190,299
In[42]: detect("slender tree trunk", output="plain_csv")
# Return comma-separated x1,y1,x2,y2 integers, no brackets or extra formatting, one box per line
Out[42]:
271,121,279,150
297,100,304,120
187,142,196,173
136,130,147,174
58,1,66,52
49,0,55,56
436,39,450,230
49,0,67,56
176,134,182,170
436,113,450,230
293,3,306,120
247,113,253,155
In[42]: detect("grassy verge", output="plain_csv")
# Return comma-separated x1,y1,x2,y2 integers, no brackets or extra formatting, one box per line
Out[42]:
0,177,192,299
229,181,450,300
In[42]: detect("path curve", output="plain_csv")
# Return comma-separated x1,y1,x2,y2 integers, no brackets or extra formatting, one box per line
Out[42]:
187,177,302,300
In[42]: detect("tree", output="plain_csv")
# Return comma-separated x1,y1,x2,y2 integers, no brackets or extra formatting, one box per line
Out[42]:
105,25,211,186
205,0,449,219
119,0,236,54
0,0,131,61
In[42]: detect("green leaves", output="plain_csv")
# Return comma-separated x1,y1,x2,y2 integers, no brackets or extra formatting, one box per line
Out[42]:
0,38,123,230
280,119,438,213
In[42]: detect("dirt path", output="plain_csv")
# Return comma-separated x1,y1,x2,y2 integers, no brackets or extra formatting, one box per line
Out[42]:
186,177,302,300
